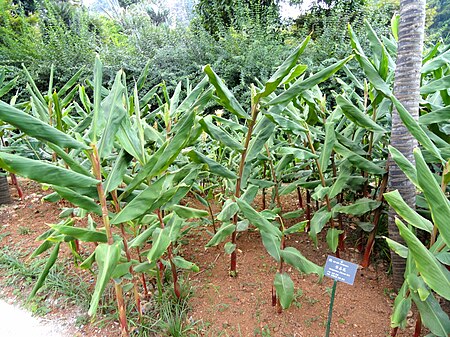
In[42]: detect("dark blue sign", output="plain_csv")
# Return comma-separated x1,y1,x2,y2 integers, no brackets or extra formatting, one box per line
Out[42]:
324,256,358,285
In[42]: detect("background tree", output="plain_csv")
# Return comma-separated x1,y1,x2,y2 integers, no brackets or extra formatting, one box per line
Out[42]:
194,0,281,37
388,0,426,290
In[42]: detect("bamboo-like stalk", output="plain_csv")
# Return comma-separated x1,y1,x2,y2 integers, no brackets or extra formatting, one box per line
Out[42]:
90,145,129,336
264,144,286,313
305,129,337,255
230,100,260,275
156,209,181,298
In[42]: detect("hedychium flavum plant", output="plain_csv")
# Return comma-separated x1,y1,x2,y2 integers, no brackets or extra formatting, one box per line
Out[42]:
199,34,357,312
0,56,213,336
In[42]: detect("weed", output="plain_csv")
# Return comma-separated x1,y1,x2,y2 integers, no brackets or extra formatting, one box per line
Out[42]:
217,303,229,312
18,226,31,235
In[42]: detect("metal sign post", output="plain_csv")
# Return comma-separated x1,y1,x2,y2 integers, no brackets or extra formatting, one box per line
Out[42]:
323,256,358,337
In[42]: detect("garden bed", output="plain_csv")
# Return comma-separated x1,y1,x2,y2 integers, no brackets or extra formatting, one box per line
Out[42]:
0,179,421,336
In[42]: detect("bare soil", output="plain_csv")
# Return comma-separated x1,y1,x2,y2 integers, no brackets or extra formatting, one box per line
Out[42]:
0,179,421,336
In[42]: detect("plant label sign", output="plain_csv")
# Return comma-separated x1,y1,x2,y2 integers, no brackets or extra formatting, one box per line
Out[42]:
324,256,358,285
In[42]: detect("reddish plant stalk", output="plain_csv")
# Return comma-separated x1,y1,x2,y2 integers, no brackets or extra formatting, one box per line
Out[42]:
262,162,267,210
361,164,389,268
297,186,303,208
306,190,311,232
413,313,422,337
390,327,398,337
10,173,24,200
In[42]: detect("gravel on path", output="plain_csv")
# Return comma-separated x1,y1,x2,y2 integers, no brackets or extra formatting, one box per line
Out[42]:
0,300,68,337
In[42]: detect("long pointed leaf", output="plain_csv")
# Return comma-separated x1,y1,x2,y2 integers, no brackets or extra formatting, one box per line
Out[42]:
88,242,121,317
0,153,99,188
395,218,450,300
0,101,87,149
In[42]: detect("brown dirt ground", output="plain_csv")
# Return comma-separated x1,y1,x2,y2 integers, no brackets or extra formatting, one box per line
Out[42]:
0,179,421,337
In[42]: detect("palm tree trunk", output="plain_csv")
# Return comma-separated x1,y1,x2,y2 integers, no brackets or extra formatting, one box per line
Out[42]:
388,0,426,290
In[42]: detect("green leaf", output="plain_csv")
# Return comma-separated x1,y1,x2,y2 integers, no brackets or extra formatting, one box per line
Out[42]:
391,283,410,328
186,149,237,179
328,165,351,199
257,36,310,99
391,13,399,41
268,56,353,105
91,56,103,143
283,210,305,221
104,150,133,193
217,200,239,222
419,106,450,125
280,247,324,279
241,184,259,204
414,148,450,248
384,190,433,233
47,143,92,177
395,218,450,300
236,219,249,232
422,48,450,73
384,237,409,258
171,205,209,219
224,242,236,254
52,186,102,216
51,224,107,242
0,153,99,189
246,116,275,163
128,223,158,248
318,122,336,173
236,198,282,238
309,206,332,245
203,65,249,119
79,251,96,270
150,110,196,177
0,77,17,98
353,51,392,97
147,229,171,264
388,146,418,188
0,101,87,149
334,143,385,175
264,111,308,134
391,98,443,163
177,76,209,114
336,95,385,132
111,262,133,280
410,291,450,336
274,272,295,309
88,242,121,317
436,252,450,266
112,176,167,224
261,231,281,262
277,147,317,160
205,223,236,247
326,228,344,253
200,116,244,151
420,76,450,95
28,243,60,299
98,71,127,158
333,198,381,216
172,256,199,272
